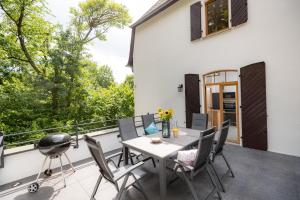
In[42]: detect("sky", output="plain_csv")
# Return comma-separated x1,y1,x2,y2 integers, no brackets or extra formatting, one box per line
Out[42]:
46,0,157,83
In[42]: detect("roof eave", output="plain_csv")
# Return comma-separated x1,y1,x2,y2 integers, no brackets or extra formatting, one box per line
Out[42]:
130,0,179,28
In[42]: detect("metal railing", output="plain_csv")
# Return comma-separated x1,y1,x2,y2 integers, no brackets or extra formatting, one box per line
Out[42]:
1,113,160,150
0,113,160,168
0,131,3,168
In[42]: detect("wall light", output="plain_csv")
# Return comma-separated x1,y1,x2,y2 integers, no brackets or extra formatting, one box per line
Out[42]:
178,84,183,92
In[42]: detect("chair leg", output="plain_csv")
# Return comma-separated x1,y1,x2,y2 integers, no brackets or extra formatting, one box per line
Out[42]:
221,153,234,178
129,153,135,165
210,163,226,192
115,174,129,200
117,152,123,167
151,158,156,168
178,166,199,200
206,166,222,200
131,173,148,200
91,175,102,200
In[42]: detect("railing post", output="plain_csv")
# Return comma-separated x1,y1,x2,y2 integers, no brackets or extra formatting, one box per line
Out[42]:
74,121,79,149
0,131,4,168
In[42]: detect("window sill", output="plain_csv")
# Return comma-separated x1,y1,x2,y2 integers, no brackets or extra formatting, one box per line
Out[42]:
204,27,231,39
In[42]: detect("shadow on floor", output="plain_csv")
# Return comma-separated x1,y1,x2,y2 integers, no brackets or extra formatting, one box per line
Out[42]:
14,186,54,200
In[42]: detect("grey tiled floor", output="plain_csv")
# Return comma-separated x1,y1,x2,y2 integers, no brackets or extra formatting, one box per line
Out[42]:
1,144,300,200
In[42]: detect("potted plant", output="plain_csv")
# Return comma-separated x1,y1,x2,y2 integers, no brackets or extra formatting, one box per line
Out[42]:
158,108,174,138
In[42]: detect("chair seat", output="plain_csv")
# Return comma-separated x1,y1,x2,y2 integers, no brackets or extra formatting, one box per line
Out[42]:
112,165,146,188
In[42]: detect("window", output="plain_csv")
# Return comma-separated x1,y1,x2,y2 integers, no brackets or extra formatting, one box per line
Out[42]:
206,0,229,35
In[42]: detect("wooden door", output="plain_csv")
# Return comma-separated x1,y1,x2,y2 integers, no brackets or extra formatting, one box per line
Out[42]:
240,62,268,150
185,74,200,128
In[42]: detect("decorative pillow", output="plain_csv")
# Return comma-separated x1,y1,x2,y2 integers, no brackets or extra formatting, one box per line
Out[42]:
177,149,198,166
144,122,159,135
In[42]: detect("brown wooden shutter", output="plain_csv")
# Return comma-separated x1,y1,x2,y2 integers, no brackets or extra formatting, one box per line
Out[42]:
185,74,201,128
231,0,248,27
240,62,268,151
190,2,202,41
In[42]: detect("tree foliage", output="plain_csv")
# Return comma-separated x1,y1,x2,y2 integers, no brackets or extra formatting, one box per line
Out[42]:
0,0,133,147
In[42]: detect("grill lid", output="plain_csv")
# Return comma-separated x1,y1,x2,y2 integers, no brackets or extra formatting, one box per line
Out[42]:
39,134,71,148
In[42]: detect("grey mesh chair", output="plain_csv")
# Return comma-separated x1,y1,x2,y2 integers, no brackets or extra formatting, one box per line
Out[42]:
214,120,231,144
84,135,148,200
117,117,156,168
192,113,208,130
141,114,155,131
221,120,230,128
210,125,234,193
173,128,222,200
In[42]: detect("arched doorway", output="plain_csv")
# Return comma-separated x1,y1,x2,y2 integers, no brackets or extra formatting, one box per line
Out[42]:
203,70,240,144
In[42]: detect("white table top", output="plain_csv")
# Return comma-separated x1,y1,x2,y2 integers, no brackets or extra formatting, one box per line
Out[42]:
122,128,201,159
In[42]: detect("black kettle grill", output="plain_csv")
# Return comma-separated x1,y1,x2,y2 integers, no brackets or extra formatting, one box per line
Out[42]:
28,133,77,193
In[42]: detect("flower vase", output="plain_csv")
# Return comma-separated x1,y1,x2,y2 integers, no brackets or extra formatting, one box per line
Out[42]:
162,120,170,138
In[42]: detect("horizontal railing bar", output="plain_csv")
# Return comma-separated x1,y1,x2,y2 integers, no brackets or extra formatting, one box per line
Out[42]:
4,139,41,147
3,114,156,137
3,127,74,138
2,113,161,149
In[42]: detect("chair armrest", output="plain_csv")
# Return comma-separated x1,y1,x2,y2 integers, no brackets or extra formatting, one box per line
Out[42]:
105,151,123,161
174,159,194,171
113,161,144,181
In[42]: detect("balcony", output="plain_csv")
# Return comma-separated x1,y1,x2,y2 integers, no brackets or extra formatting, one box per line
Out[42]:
0,116,299,200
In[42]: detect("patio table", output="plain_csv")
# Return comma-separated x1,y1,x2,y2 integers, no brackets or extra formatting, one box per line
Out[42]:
122,128,201,200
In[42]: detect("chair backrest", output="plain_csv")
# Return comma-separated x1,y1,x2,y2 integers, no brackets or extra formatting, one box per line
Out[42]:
84,135,114,181
222,120,231,128
214,125,229,154
142,114,155,130
193,128,216,170
192,113,208,130
118,117,138,141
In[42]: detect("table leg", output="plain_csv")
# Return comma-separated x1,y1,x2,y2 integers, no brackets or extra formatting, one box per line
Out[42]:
159,158,167,200
124,147,129,165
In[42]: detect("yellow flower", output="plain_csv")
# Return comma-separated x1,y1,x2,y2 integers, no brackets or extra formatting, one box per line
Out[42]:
157,108,163,113
168,109,174,115
159,111,164,117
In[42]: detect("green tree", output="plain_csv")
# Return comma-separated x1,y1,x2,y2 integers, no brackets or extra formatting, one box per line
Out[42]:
0,0,134,146
123,74,134,89
0,0,131,113
96,65,115,88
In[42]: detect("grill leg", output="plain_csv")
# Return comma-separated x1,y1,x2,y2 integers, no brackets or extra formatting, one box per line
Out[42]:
59,155,66,187
48,158,52,171
63,153,75,172
35,156,48,182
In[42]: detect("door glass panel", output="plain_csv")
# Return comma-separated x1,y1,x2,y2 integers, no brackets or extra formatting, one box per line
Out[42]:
206,85,222,129
225,71,238,82
223,85,238,142
214,71,225,83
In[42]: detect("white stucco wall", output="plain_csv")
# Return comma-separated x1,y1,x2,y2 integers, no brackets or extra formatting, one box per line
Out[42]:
133,0,300,157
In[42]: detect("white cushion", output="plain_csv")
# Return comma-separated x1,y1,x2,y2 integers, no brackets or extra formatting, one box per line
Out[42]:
177,149,198,166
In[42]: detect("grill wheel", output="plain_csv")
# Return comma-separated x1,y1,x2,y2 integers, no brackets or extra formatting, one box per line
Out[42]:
28,182,39,193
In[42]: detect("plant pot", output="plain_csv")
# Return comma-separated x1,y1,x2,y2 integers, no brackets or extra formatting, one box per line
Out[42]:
162,120,170,138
